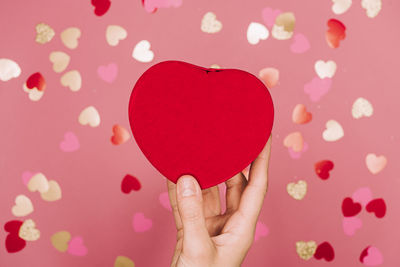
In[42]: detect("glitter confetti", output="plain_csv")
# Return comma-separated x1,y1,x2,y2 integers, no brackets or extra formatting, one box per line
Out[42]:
35,23,55,44
271,12,295,40
287,180,307,200
201,12,222,33
296,241,317,260
18,219,40,241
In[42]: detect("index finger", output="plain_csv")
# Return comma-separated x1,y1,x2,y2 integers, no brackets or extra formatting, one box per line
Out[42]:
237,135,272,229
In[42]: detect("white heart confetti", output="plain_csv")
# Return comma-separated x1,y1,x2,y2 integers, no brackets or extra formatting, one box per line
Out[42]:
315,60,337,79
106,25,127,46
132,40,154,63
247,22,269,45
323,120,344,142
0,58,21,81
79,106,101,127
352,97,373,119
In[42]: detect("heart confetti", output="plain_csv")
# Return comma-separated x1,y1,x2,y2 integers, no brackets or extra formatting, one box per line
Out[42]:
314,160,334,180
98,63,117,83
201,12,222,33
262,7,281,28
111,124,130,145
342,217,362,236
61,70,82,92
360,246,384,266
290,33,310,53
287,180,307,200
352,187,373,207
132,40,154,63
18,219,40,241
288,142,308,159
292,104,312,124
0,58,21,81
283,132,304,152
67,236,88,256
247,22,269,45
49,51,70,73
51,231,71,252
342,197,362,217
254,221,269,241
271,12,295,40
114,256,135,267
159,192,172,211
322,120,344,142
361,0,382,18
314,242,335,261
365,153,387,174
132,212,152,232
79,106,101,127
352,97,373,119
259,67,279,88
4,220,26,253
121,174,141,194
366,198,386,218
143,0,182,13
296,241,317,260
35,22,55,44
91,0,111,16
40,180,62,202
61,27,81,49
28,173,50,193
304,77,332,102
23,72,46,101
11,195,34,217
326,19,346,48
315,60,337,79
106,25,127,46
332,0,352,15
60,132,80,152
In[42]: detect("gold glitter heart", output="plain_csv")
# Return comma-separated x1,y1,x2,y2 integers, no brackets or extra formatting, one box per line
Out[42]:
287,180,307,200
296,241,317,260
35,23,55,44
51,231,71,252
19,219,40,241
114,256,135,267
272,12,295,40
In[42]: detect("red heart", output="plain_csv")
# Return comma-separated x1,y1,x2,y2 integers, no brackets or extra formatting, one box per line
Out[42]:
4,220,26,253
26,72,46,91
91,0,111,16
314,160,334,180
111,124,130,145
366,198,386,218
128,60,274,189
314,242,335,261
326,19,346,48
342,197,362,217
121,174,142,194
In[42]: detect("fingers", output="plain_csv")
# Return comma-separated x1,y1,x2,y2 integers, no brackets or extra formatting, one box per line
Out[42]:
202,185,221,218
176,175,211,252
225,172,247,213
167,179,183,230
237,135,272,230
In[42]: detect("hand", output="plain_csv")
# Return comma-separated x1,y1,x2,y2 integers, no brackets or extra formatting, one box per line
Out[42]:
167,135,272,267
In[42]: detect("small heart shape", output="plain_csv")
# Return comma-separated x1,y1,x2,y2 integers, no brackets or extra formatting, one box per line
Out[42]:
27,173,50,193
11,195,34,217
61,27,81,49
61,70,82,92
19,219,40,241
314,242,335,261
326,19,346,48
22,171,34,185
0,58,21,81
283,132,304,152
365,153,387,174
332,0,352,15
111,124,130,145
352,97,373,119
51,231,71,252
98,63,118,83
360,246,383,266
159,192,172,211
60,131,80,152
314,160,334,180
132,212,152,232
271,12,295,40
296,241,317,260
142,0,182,13
79,106,101,127
49,51,70,73
114,256,135,267
361,0,382,18
342,197,362,217
201,12,222,33
91,0,111,16
323,120,344,142
247,22,269,45
261,7,281,27
342,217,362,236
35,23,55,44
304,77,332,102
106,25,127,46
40,180,62,202
254,221,269,241
287,180,307,200
4,220,26,253
352,187,373,207
132,40,154,63
292,104,312,124
121,174,141,194
67,236,88,256
315,60,337,79
259,67,279,88
288,142,308,159
366,198,386,218
290,33,310,54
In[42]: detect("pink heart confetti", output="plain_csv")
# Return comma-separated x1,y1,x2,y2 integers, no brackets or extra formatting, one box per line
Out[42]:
159,192,172,211
132,212,152,232
290,33,310,53
288,142,309,159
261,7,281,28
254,221,269,241
97,63,118,83
22,171,34,185
304,77,332,102
342,217,362,236
352,187,373,207
360,246,384,266
60,131,80,152
67,236,88,256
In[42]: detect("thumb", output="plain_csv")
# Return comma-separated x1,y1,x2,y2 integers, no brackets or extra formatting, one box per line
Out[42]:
176,175,210,252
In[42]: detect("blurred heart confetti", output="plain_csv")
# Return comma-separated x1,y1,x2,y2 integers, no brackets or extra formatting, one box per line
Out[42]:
106,25,127,46
0,58,21,81
247,22,269,45
61,27,81,49
201,12,222,33
79,106,101,127
35,22,55,44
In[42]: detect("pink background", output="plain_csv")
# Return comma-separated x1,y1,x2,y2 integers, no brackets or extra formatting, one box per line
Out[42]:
1,0,399,266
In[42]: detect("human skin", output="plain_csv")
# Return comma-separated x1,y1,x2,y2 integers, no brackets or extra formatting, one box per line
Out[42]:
167,135,272,267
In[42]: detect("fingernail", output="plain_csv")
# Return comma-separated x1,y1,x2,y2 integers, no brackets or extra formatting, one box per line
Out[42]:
181,177,196,197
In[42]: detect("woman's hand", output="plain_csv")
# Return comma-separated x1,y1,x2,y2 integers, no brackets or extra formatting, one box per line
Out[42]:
167,135,272,267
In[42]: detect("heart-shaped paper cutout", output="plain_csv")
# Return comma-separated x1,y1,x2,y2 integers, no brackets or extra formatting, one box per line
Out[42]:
292,104,312,124
61,70,82,92
67,236,88,256
326,19,346,48
111,125,130,145
360,246,384,266
49,51,70,73
106,25,127,46
342,217,362,236
11,195,34,217
362,0,382,18
296,241,317,260
365,153,387,174
247,22,269,45
366,198,386,218
314,160,334,180
79,106,101,127
51,231,71,252
4,220,26,253
342,197,362,217
128,61,274,189
40,180,62,201
201,12,222,33
61,27,81,49
121,174,141,193
35,23,55,44
132,40,154,63
19,219,40,241
28,173,50,193
287,180,307,200
314,242,335,261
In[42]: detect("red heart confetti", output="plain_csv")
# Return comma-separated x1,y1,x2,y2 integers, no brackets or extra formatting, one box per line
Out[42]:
91,0,111,16
4,220,26,253
342,197,362,217
26,72,46,91
326,19,346,48
121,174,142,194
314,241,335,262
314,160,334,180
128,60,274,189
366,198,386,218
111,124,130,145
